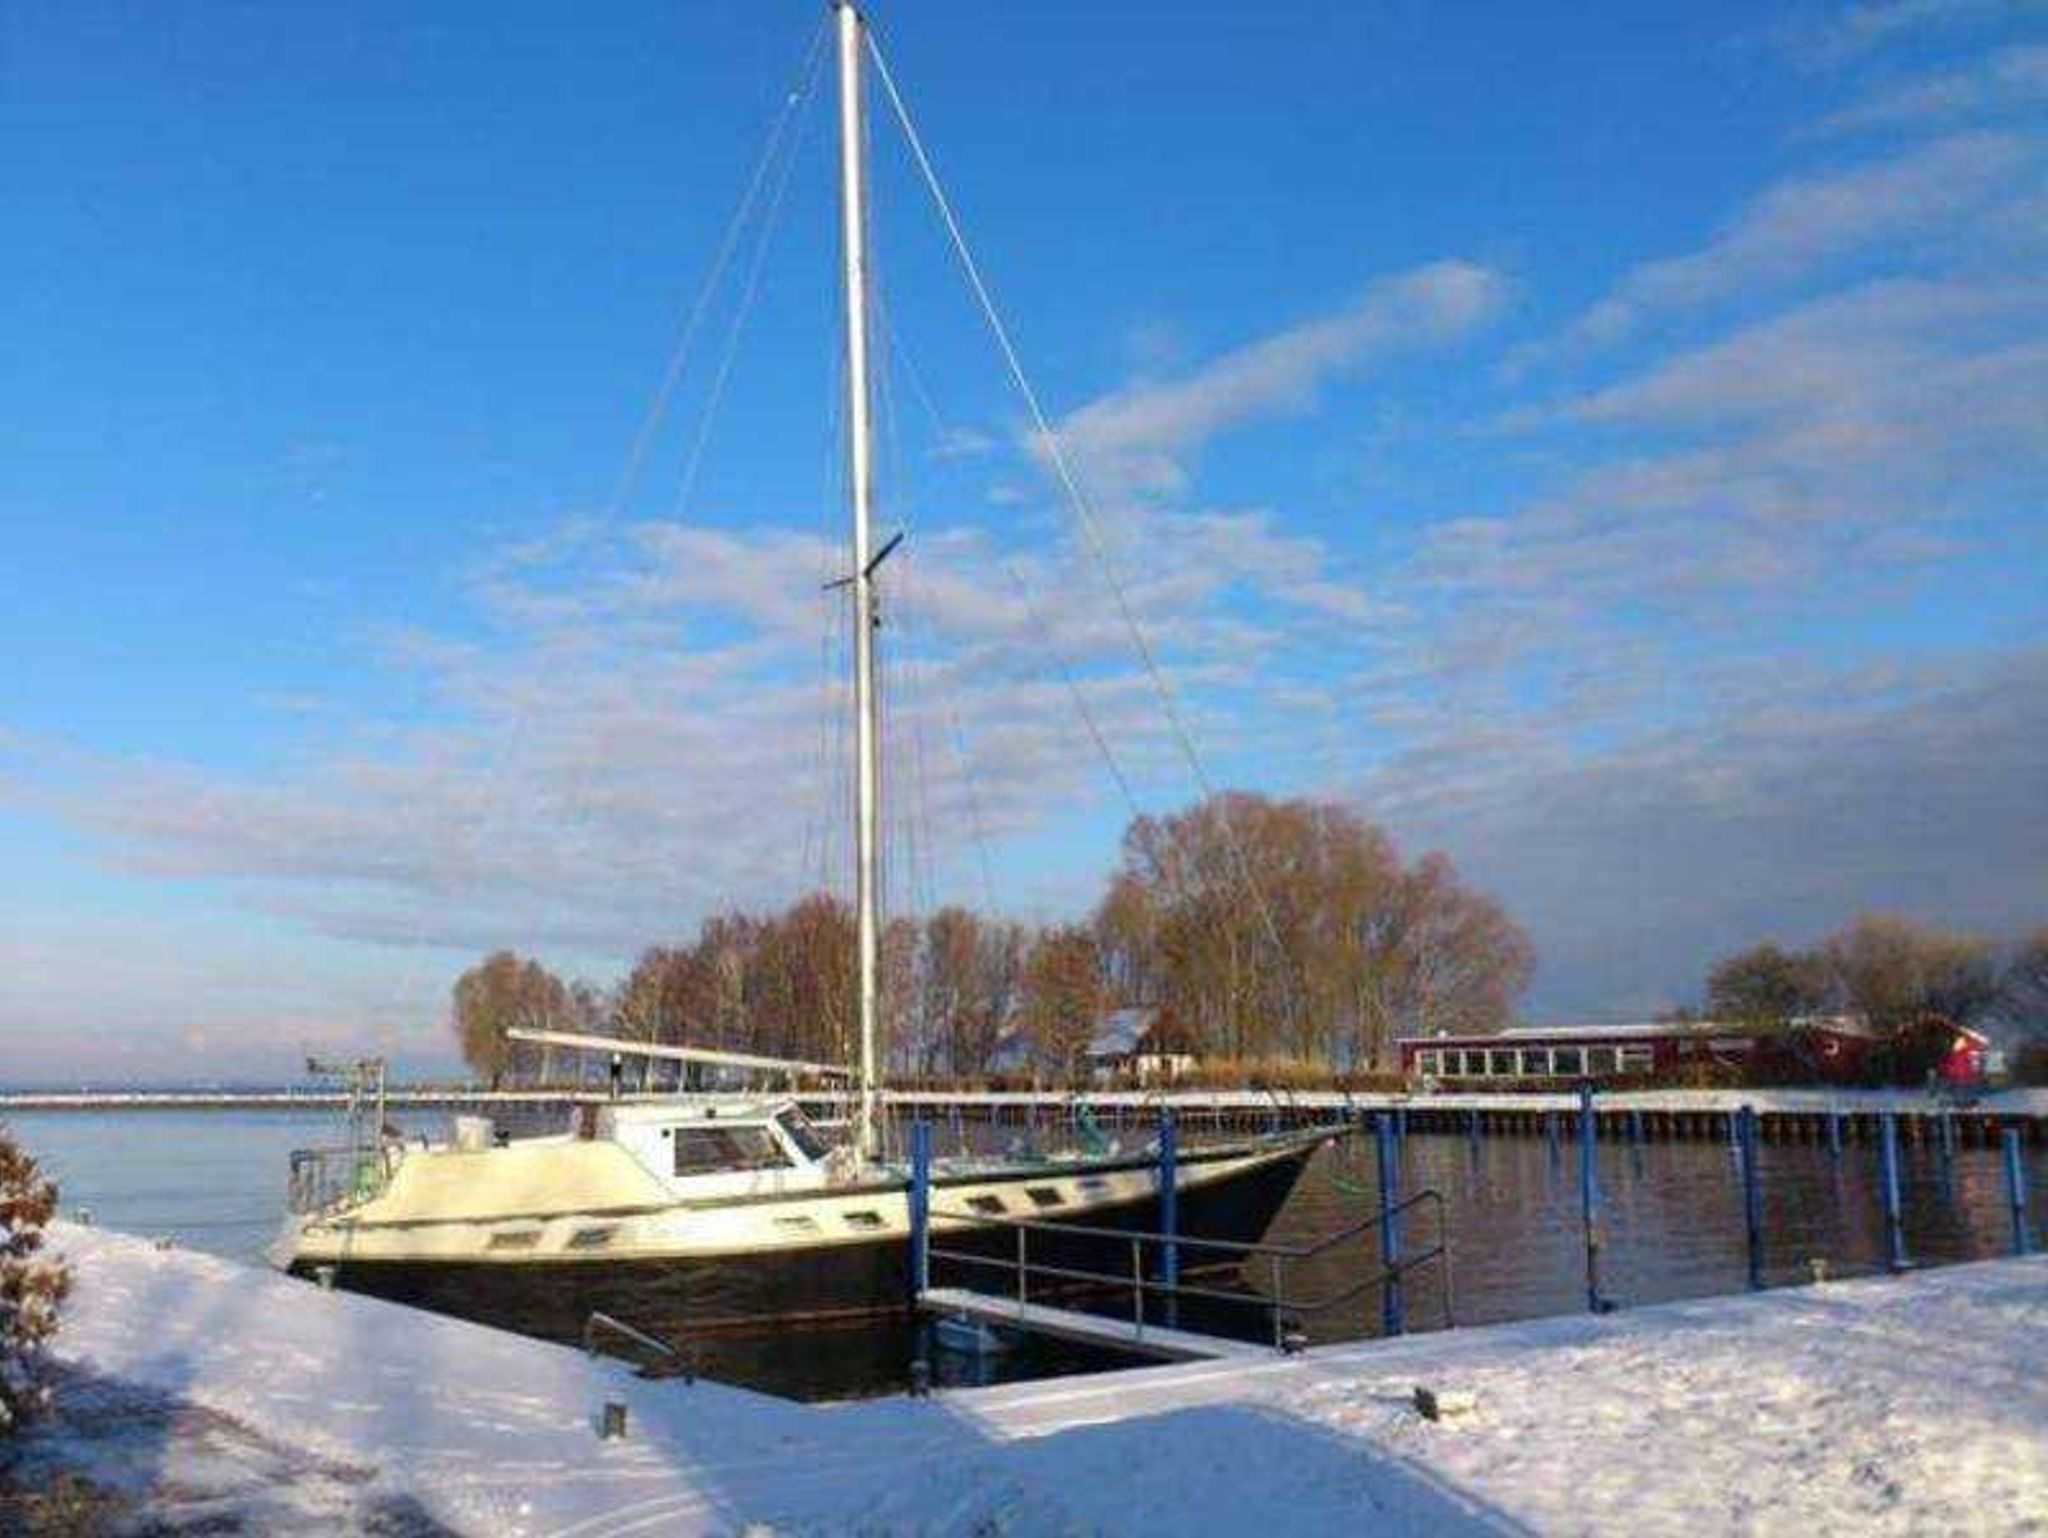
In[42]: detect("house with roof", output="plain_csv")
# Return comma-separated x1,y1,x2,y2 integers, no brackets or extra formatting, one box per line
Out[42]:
1089,1005,1197,1084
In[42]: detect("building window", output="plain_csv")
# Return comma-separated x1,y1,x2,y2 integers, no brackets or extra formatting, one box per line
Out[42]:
1618,1046,1655,1075
1552,1047,1584,1076
1587,1047,1619,1076
1518,1049,1551,1076
1489,1049,1517,1077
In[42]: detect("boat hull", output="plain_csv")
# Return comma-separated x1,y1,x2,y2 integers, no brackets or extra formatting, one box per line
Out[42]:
288,1136,1320,1355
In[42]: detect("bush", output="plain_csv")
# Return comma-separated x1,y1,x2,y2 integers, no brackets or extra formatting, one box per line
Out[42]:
0,1127,70,1432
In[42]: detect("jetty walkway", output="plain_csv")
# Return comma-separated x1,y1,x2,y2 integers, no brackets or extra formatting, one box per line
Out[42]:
9,1084,2045,1145
38,1223,2048,1534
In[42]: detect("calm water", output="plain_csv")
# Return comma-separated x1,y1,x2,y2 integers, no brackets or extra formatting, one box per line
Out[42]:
9,1106,2044,1398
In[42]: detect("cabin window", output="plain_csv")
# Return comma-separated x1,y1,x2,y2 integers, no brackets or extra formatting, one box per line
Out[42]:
1414,1050,1438,1076
843,1210,886,1231
567,1226,616,1251
1517,1049,1550,1076
773,1215,819,1234
966,1195,1006,1215
1552,1047,1584,1076
1463,1049,1488,1075
1618,1046,1655,1075
1489,1049,1517,1076
776,1109,832,1162
1076,1176,1110,1193
487,1229,540,1251
1026,1186,1062,1208
672,1125,792,1177
1587,1047,1619,1076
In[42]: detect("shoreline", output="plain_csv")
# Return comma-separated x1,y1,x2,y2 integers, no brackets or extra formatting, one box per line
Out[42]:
38,1221,2048,1534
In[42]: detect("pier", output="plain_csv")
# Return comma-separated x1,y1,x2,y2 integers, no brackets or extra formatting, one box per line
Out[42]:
0,1088,605,1112
8,1084,2045,1142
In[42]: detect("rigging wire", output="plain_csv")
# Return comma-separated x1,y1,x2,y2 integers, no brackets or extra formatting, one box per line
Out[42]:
672,51,825,521
864,27,1310,1032
877,302,1146,821
606,16,830,523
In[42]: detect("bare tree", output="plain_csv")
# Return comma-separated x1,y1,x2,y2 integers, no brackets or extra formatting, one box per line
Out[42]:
1813,914,1998,1028
1023,925,1106,1082
1994,927,2048,1035
1096,793,1531,1069
1707,943,1827,1025
451,951,574,1082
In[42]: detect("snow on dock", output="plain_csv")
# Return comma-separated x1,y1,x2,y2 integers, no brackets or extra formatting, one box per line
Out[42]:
44,1223,2048,1535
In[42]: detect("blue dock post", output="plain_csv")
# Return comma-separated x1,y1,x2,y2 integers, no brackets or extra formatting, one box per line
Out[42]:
1738,1106,1764,1290
2004,1127,2032,1256
1158,1110,1180,1326
1627,1108,1644,1148
909,1119,932,1297
1826,1110,1843,1158
1466,1106,1481,1152
1579,1085,1608,1311
1545,1109,1561,1164
1880,1112,1908,1273
1395,1105,1409,1143
1375,1112,1404,1336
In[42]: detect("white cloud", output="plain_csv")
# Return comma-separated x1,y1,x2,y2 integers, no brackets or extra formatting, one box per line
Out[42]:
1371,645,2048,1019
1053,260,1507,499
1776,0,2014,68
1814,43,2048,135
1561,132,2035,347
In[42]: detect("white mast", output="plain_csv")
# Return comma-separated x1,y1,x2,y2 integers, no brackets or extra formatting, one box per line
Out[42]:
835,0,882,1164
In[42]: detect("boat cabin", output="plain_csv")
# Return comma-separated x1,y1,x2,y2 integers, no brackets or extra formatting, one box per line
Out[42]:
594,1099,840,1197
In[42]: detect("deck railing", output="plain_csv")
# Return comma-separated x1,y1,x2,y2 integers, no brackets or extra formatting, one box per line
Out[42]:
924,1188,1454,1353
286,1144,394,1216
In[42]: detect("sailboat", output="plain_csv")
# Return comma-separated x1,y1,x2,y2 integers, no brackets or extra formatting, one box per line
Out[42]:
269,1,1333,1353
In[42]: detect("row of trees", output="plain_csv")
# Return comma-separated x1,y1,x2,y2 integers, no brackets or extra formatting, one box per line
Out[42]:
451,792,1535,1082
1702,915,2047,1032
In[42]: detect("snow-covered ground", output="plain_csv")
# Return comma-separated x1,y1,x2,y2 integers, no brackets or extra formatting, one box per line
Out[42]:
39,1223,2048,1535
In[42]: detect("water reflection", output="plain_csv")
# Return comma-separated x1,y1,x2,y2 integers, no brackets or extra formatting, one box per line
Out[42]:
11,1107,2044,1399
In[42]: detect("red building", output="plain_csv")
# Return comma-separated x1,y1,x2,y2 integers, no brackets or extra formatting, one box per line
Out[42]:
1399,1015,1997,1089
1396,1017,1900,1088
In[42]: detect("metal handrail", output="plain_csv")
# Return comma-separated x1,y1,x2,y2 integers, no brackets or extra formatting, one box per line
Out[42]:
925,1187,1454,1352
584,1311,679,1367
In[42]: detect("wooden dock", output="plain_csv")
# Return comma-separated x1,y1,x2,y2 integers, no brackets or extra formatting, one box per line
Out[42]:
916,1286,1266,1362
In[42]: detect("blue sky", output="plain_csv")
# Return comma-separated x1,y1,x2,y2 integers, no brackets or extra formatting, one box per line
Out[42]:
3,0,2044,1080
